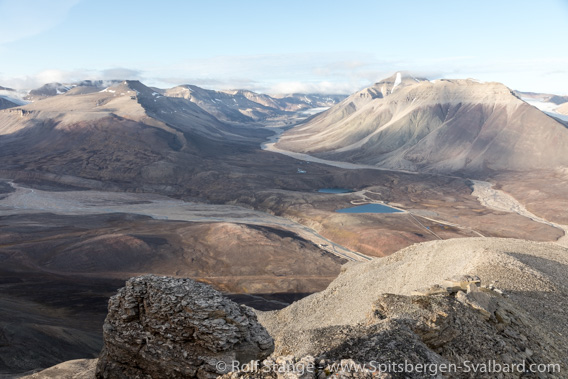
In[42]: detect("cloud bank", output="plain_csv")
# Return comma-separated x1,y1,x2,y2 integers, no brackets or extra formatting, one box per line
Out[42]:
1,53,567,96
1,68,142,90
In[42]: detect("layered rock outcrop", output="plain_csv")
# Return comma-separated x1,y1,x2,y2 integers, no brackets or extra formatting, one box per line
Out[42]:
224,281,564,378
95,275,273,379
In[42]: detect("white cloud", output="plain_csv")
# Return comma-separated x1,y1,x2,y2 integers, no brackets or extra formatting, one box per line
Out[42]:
1,52,567,96
101,68,142,80
0,0,81,45
155,76,259,89
426,58,568,94
267,81,358,95
141,53,403,94
0,67,142,90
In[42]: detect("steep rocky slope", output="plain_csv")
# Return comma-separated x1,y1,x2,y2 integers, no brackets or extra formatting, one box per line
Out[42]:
260,238,568,360
0,96,18,110
277,74,568,175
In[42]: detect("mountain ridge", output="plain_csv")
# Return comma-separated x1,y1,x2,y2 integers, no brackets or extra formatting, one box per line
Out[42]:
18,80,345,125
165,84,344,124
276,74,568,175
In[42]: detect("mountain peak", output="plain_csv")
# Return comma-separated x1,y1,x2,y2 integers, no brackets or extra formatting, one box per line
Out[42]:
102,80,157,98
277,75,568,174
26,82,71,100
355,72,428,101
374,72,428,94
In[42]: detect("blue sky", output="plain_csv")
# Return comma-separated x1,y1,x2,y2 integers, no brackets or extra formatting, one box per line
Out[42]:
1,0,567,94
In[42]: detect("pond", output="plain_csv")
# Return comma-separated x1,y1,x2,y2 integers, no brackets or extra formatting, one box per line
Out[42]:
336,203,403,214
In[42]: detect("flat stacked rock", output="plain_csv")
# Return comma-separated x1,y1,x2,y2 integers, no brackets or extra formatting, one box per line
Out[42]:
95,275,274,379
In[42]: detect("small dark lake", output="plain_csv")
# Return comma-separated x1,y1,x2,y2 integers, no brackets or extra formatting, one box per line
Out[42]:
336,203,403,214
318,188,354,194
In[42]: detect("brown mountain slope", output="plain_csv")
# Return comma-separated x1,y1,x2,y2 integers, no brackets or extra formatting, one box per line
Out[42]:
557,102,568,115
0,97,18,110
0,80,280,193
165,85,287,123
0,212,344,375
1,80,246,140
277,74,568,175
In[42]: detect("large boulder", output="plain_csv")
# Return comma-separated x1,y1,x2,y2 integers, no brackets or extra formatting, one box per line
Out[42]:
95,275,274,379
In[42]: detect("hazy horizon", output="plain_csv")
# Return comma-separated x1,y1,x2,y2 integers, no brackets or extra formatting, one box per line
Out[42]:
1,0,567,95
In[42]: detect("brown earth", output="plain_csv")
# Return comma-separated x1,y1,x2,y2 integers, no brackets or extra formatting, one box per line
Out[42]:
0,212,343,376
236,171,563,257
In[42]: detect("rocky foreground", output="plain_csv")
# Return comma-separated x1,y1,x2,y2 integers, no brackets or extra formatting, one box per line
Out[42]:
22,238,568,378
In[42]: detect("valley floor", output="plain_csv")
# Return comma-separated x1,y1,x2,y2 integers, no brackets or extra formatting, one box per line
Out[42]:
1,114,567,376
262,127,567,249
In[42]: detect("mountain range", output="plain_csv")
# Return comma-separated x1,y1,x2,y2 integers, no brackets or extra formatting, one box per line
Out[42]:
1,73,568,377
164,85,344,124
6,80,345,124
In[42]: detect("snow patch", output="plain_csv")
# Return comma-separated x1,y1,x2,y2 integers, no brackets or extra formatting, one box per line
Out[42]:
521,98,568,122
523,98,560,113
300,107,329,116
392,72,402,92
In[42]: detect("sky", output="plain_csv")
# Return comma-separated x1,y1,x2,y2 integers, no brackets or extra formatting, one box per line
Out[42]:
0,0,567,94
